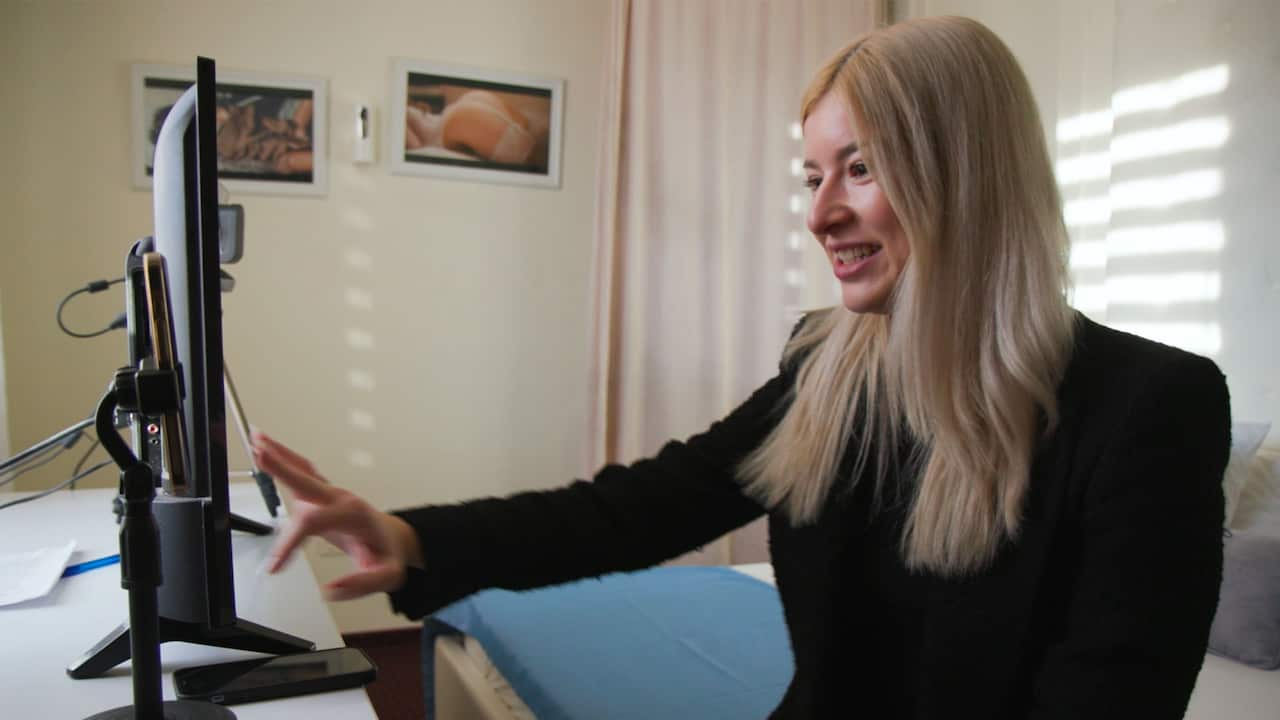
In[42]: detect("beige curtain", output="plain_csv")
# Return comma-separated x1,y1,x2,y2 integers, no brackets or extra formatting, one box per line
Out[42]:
588,0,884,564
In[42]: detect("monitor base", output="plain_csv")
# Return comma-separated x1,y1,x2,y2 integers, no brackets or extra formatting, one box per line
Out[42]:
68,616,314,680
228,512,271,536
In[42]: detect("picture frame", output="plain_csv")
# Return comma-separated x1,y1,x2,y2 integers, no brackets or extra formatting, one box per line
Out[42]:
389,58,564,188
131,64,328,196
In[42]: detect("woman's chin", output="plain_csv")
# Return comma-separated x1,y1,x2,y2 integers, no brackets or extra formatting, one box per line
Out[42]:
840,286,892,315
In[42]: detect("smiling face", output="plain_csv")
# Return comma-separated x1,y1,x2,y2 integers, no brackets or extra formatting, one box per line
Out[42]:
803,92,910,315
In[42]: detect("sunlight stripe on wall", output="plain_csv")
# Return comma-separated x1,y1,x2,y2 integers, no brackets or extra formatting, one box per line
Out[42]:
1110,169,1222,211
1065,170,1224,226
1064,196,1112,228
1069,241,1107,271
1107,221,1225,256
1058,110,1114,144
1056,64,1230,143
1105,272,1220,306
1111,65,1230,117
1069,283,1108,314
1056,117,1231,186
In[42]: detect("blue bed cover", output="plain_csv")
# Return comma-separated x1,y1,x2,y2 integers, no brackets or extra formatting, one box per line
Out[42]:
422,565,793,719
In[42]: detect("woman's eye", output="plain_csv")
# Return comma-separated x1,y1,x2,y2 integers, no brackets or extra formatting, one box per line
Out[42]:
803,176,822,192
849,161,869,179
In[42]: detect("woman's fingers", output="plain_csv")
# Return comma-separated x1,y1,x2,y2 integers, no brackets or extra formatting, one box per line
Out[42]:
249,430,405,592
253,444,333,505
251,430,319,477
266,499,358,573
322,562,405,602
266,518,310,574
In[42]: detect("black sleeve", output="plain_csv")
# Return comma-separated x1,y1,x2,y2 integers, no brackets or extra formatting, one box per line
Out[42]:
385,367,794,619
1027,353,1231,719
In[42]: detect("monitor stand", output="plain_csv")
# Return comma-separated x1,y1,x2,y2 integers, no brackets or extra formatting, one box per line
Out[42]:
68,615,313,680
230,513,271,535
70,492,313,679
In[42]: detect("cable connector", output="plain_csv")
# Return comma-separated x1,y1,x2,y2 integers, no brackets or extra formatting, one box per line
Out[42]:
57,276,126,339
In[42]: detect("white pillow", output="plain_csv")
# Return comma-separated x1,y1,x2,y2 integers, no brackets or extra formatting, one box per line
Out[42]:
1224,422,1272,528
1231,446,1280,535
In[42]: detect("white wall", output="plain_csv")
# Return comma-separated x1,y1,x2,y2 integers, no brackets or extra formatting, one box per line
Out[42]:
896,0,1280,440
3,0,610,630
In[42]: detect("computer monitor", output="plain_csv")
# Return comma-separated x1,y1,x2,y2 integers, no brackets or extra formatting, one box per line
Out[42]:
69,57,311,679
153,53,234,624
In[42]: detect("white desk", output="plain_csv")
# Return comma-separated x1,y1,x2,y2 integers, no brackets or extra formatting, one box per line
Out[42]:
0,482,377,719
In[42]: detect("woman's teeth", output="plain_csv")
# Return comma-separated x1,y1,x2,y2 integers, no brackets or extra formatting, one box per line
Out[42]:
835,246,879,263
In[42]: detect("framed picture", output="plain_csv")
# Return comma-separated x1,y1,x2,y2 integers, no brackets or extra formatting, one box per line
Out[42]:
131,64,328,196
389,58,564,188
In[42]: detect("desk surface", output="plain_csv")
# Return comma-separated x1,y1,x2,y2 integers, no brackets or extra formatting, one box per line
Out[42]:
0,482,377,719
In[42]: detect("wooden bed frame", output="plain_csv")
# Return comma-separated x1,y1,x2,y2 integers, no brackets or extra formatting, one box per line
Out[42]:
434,634,523,720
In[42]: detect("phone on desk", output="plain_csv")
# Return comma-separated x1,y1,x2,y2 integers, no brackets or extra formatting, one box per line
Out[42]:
173,647,376,705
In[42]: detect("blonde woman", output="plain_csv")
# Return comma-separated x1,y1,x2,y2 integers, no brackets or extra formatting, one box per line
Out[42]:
255,17,1230,719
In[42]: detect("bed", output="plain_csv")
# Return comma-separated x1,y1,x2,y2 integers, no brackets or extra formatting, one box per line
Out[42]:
423,563,788,720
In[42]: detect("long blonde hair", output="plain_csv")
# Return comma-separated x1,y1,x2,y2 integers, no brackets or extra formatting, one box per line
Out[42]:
739,16,1076,576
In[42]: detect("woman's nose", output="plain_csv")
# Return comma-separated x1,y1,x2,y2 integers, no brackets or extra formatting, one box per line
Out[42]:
806,180,852,237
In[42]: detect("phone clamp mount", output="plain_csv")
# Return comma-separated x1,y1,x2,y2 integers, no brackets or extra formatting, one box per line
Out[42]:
83,367,234,720
114,237,278,534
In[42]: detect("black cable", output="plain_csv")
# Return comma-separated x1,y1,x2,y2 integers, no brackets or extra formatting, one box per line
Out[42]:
69,437,102,490
0,460,115,512
0,438,71,489
0,418,91,475
56,277,126,339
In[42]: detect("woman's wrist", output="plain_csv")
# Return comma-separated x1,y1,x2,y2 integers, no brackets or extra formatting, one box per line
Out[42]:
386,513,425,570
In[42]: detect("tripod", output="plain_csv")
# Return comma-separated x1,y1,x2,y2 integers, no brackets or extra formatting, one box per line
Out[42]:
223,362,281,526
82,369,236,719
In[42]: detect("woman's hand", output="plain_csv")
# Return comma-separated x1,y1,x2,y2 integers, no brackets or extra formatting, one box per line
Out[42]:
251,430,423,601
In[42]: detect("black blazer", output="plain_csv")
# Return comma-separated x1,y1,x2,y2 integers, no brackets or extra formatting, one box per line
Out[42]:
391,315,1231,719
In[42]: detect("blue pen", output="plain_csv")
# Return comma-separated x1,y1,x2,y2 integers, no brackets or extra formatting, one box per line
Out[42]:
62,554,121,578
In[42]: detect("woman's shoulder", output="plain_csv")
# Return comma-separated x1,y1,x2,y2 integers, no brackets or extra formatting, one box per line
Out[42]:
1070,314,1222,379
1061,313,1227,424
1050,314,1231,522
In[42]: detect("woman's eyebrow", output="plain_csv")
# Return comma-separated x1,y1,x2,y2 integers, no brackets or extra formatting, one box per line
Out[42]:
802,142,860,171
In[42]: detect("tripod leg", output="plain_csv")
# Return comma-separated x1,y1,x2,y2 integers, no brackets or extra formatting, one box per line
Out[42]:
223,363,280,517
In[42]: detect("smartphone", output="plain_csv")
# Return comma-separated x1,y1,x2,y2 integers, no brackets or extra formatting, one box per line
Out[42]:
142,252,191,496
172,647,377,705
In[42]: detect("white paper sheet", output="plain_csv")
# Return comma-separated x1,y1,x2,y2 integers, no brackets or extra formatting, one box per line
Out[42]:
0,540,75,606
